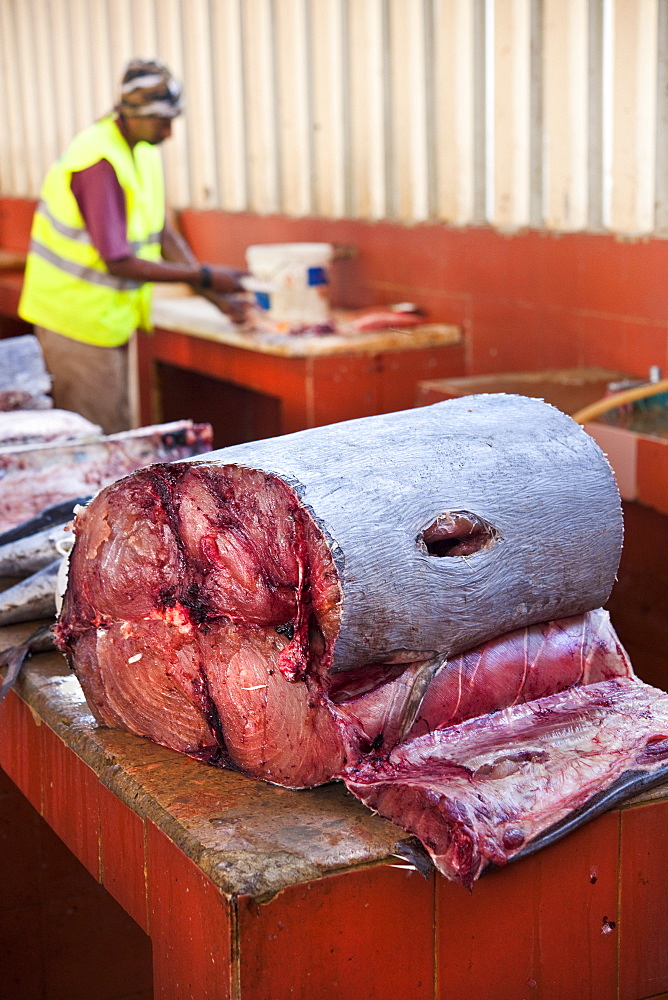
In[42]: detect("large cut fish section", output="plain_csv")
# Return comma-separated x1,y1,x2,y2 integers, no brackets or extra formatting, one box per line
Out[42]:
55,394,668,885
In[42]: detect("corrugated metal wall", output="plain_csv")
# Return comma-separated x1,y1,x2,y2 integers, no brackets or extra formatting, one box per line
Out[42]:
0,0,665,236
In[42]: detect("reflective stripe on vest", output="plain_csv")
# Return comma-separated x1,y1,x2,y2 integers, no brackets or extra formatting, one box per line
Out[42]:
35,199,162,252
28,237,143,291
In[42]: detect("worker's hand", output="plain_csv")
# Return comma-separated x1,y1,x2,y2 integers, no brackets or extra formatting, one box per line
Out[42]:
206,265,248,295
203,290,252,325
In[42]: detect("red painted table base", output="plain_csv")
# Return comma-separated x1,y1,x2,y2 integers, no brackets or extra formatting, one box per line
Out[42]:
136,326,466,445
3,677,668,1000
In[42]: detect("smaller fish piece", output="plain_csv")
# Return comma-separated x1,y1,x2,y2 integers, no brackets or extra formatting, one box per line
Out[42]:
0,623,55,704
0,334,52,410
0,409,100,448
352,310,422,332
0,521,73,577
0,495,91,547
0,558,61,625
0,419,213,534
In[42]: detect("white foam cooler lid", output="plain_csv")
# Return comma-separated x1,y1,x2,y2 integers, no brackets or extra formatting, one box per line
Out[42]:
246,243,333,270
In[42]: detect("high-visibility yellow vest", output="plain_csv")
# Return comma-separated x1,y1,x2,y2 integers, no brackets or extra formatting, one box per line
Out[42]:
19,115,164,346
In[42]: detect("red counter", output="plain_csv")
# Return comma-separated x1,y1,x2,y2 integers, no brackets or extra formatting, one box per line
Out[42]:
2,624,668,1000
138,295,465,446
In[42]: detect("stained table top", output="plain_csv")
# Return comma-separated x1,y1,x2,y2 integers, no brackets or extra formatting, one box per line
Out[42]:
151,291,462,358
1,621,415,901
4,616,667,902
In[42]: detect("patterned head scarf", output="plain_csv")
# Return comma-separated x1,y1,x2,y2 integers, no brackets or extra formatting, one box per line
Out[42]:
117,58,184,118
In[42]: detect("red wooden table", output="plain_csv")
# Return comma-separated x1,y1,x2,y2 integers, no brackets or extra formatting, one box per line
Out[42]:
137,297,465,446
2,623,668,1000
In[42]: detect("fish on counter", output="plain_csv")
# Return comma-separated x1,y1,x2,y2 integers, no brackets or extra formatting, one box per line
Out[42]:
351,306,423,332
0,419,214,533
0,333,52,411
0,408,101,448
0,623,55,705
0,558,62,626
0,522,72,578
0,495,93,546
52,395,668,887
0,421,214,700
0,516,76,703
345,662,668,886
0,495,92,577
0,497,87,703
0,560,63,704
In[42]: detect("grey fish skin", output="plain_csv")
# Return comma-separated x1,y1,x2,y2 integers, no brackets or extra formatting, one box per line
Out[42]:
0,558,61,625
188,394,623,673
0,522,71,577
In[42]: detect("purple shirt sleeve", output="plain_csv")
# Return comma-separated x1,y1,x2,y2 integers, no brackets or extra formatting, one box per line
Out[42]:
70,159,133,262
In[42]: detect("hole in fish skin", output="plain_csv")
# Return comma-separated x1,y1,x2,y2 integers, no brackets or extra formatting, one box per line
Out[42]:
418,511,499,558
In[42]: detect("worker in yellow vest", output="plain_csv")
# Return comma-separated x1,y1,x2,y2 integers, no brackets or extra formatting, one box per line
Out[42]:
19,58,247,433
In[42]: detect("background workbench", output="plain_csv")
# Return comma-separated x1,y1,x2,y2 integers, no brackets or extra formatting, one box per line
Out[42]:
139,295,465,447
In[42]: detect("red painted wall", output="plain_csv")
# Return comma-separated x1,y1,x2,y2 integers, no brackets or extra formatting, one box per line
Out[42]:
0,198,35,253
2,198,666,380
180,208,668,380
